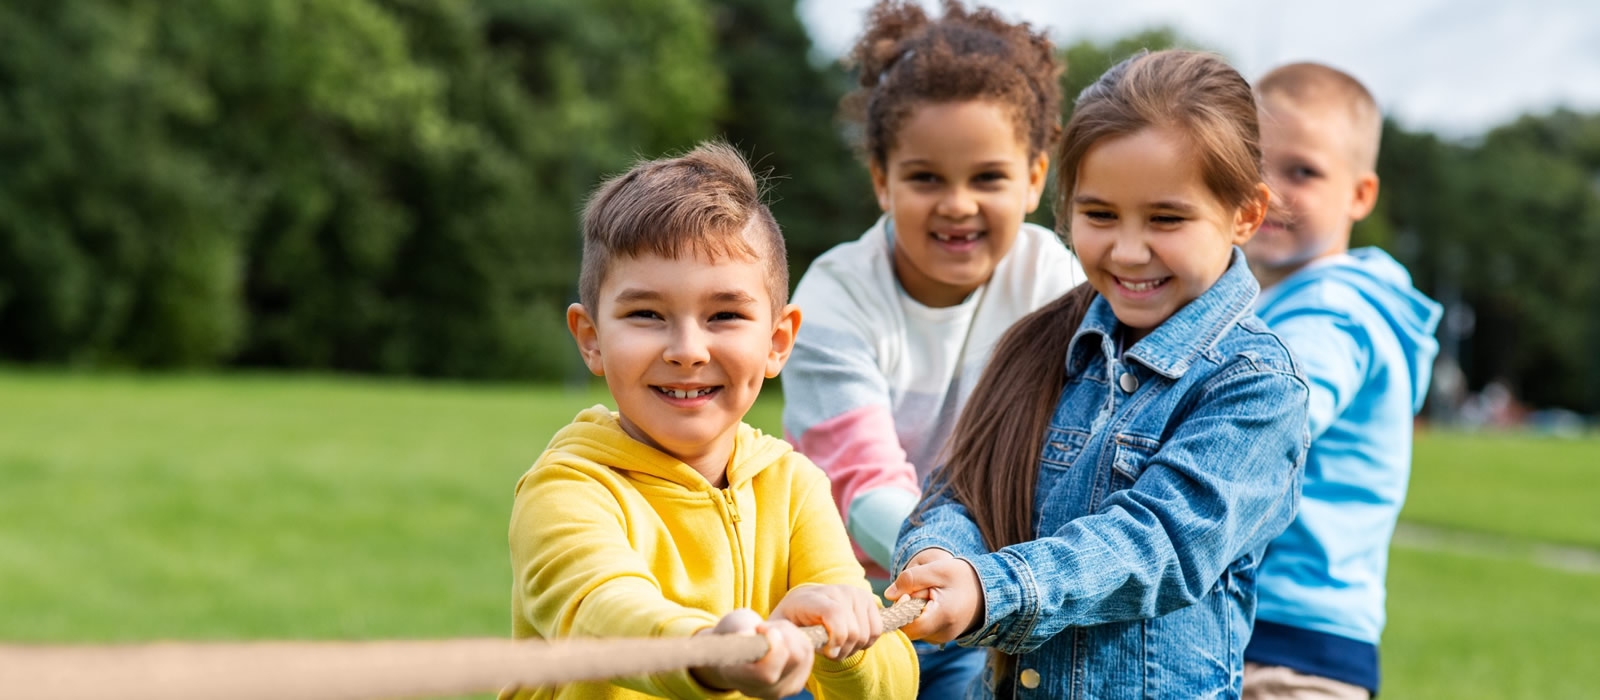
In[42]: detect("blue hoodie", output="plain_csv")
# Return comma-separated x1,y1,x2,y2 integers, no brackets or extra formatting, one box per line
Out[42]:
1244,247,1442,693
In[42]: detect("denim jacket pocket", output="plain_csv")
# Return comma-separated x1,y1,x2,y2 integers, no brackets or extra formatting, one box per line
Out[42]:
1041,427,1090,470
1110,433,1162,488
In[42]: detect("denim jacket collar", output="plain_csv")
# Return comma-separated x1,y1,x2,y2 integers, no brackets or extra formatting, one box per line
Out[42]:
1066,248,1260,379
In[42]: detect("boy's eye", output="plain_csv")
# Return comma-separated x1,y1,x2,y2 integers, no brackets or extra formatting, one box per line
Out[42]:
625,310,663,320
1291,165,1319,180
1151,214,1186,225
709,311,747,322
906,171,940,184
973,171,1007,184
1081,210,1116,222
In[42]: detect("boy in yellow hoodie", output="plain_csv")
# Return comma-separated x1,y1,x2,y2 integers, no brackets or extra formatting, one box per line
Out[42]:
502,141,919,700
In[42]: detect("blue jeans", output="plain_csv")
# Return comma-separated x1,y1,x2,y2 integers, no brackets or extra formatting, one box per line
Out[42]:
784,640,984,700
914,640,986,700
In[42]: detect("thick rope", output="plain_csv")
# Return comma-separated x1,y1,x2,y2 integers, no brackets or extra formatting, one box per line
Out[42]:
0,597,926,700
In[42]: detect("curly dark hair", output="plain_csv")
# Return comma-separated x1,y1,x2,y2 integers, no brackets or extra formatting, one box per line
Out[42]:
843,0,1064,166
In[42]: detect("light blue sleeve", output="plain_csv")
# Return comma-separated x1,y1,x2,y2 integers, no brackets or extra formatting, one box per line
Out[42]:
956,364,1309,654
848,487,922,571
1267,308,1368,439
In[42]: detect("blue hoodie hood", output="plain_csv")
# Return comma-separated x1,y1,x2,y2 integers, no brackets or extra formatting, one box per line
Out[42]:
1259,247,1442,410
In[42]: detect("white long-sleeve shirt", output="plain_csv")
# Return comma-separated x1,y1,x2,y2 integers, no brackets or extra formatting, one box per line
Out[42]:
781,217,1083,579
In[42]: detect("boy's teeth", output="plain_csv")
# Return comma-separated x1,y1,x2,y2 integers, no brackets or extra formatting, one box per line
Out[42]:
933,232,980,242
1121,278,1164,292
662,387,712,399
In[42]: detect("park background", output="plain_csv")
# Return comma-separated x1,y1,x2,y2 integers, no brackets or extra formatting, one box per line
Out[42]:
2,1,1597,698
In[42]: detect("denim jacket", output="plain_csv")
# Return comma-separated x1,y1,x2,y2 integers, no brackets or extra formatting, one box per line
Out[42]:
894,251,1309,699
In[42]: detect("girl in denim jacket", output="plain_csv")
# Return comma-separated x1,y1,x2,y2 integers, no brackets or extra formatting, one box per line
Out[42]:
886,50,1310,699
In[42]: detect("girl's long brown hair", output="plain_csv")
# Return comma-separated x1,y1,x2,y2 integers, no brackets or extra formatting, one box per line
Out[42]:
916,50,1269,553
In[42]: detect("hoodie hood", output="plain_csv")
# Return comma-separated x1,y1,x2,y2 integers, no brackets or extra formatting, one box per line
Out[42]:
1266,247,1443,410
544,406,792,490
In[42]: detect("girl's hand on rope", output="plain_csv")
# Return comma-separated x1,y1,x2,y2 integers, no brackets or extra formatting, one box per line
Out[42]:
884,549,985,645
768,584,883,660
689,608,814,699
899,546,955,570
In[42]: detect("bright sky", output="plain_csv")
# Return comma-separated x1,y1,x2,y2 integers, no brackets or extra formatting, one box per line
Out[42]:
797,0,1600,137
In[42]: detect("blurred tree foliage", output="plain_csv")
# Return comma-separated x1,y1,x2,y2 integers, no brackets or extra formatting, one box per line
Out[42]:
706,0,879,270
1,3,1597,410
1373,112,1600,411
0,0,723,378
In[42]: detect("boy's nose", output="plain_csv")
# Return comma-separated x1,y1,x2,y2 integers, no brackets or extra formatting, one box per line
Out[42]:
663,328,710,367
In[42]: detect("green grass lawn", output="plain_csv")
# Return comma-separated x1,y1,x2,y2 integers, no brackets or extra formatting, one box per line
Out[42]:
1,370,1594,699
1383,546,1600,699
1404,430,1600,549
2,371,606,643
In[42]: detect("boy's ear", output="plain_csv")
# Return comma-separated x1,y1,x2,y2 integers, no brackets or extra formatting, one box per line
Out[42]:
1349,172,1380,222
869,161,891,213
566,303,605,376
1024,152,1050,214
1232,183,1272,245
765,304,803,379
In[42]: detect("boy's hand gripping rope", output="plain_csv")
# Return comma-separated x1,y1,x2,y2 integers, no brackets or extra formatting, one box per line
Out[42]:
0,597,926,700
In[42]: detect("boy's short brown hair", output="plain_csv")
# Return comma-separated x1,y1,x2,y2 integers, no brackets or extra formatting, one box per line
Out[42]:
578,141,788,312
1257,62,1382,171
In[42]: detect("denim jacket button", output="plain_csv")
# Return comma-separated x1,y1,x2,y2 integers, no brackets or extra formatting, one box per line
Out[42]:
1019,668,1041,689
1118,371,1139,393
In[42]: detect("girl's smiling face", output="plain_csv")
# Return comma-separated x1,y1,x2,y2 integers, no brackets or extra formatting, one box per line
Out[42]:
871,100,1049,308
1069,126,1267,342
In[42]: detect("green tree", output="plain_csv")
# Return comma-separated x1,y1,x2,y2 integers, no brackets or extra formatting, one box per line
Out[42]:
0,2,247,366
1374,113,1600,411
0,0,725,378
705,0,878,278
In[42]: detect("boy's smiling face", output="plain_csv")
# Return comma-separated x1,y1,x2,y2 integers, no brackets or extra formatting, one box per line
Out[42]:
567,249,800,484
1246,93,1379,284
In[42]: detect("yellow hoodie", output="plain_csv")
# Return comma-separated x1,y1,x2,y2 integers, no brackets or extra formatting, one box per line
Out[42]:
502,406,918,700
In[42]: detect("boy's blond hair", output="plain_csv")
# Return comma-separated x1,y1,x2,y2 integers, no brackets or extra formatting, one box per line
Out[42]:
578,141,788,312
1257,62,1382,171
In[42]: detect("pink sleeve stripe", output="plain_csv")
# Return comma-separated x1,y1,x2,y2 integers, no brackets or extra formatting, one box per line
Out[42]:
787,404,921,525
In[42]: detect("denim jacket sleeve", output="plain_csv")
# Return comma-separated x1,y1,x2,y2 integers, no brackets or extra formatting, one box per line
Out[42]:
891,479,991,575
960,359,1309,654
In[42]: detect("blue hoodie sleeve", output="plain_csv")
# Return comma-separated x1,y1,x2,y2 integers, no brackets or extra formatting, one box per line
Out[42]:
1264,307,1369,439
954,361,1308,654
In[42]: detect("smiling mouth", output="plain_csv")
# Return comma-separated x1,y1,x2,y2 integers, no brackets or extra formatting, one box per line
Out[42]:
931,230,985,243
1115,276,1170,293
652,385,721,400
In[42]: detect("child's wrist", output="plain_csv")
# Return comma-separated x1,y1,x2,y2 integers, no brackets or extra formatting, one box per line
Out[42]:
956,557,987,639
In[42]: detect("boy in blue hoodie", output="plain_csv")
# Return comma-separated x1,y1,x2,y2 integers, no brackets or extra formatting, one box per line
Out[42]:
1241,63,1443,699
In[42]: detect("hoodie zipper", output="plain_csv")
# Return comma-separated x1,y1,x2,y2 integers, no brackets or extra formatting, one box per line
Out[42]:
721,487,747,608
